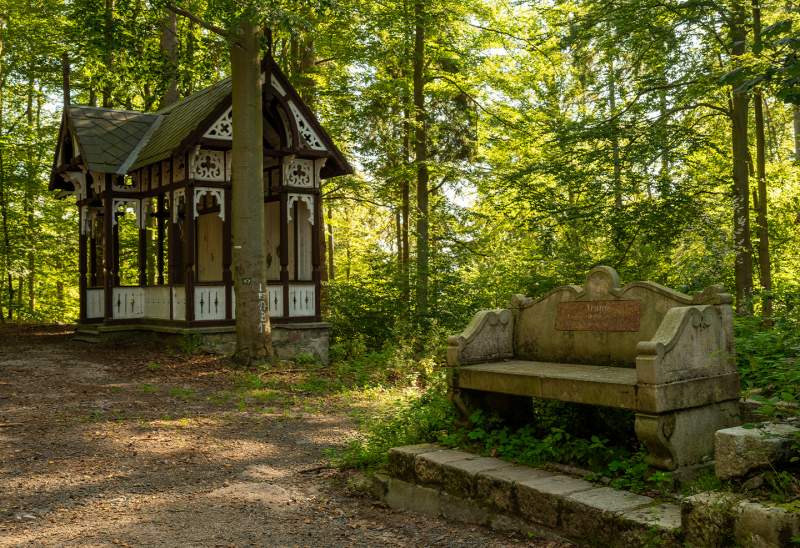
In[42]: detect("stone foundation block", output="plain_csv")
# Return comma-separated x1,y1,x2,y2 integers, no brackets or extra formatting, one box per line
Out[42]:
440,492,491,525
414,449,476,487
476,465,554,513
715,422,800,480
384,478,441,517
516,474,595,528
559,486,654,544
735,500,800,547
440,456,514,499
387,444,440,482
681,491,741,547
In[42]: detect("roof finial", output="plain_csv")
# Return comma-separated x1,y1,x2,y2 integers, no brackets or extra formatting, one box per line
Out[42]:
61,52,70,109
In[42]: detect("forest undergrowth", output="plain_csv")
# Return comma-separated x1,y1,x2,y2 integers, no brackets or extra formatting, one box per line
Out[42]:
325,286,800,501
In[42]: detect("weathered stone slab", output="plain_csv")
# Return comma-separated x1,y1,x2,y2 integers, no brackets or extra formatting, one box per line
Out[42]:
440,492,491,525
565,486,653,513
457,361,638,409
440,456,514,499
516,474,595,528
636,373,741,413
414,449,476,486
681,491,741,547
735,500,800,547
559,486,654,542
387,443,440,482
715,422,800,479
476,465,555,513
622,502,682,532
383,478,441,517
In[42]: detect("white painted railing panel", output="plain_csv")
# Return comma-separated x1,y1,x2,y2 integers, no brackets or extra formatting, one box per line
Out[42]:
112,287,145,319
144,286,171,320
288,284,315,317
230,286,283,319
195,286,226,321
86,289,104,319
268,285,283,318
172,287,186,321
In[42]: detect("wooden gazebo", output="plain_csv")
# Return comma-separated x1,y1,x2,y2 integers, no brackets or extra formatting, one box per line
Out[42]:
49,56,351,360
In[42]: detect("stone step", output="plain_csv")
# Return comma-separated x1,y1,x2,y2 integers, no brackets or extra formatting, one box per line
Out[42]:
384,444,681,547
73,327,101,344
715,421,800,479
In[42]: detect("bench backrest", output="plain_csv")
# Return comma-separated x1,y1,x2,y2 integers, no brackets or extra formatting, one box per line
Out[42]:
513,266,722,367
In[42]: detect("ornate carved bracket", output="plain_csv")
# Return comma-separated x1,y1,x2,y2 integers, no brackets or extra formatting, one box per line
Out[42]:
287,193,314,225
193,187,225,221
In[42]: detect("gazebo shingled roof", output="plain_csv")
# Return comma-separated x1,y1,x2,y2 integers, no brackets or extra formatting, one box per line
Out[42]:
51,57,352,191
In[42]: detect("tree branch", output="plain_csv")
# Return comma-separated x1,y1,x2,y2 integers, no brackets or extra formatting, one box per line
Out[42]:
166,3,228,38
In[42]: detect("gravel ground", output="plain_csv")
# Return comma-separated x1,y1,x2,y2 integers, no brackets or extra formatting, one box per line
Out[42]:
0,325,567,547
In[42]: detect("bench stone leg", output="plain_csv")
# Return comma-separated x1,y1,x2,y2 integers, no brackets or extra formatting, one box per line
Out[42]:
451,388,534,427
635,400,741,470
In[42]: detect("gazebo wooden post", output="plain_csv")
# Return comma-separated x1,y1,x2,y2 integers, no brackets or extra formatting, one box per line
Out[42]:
279,188,289,318
223,186,232,319
103,174,114,320
79,207,87,321
312,193,321,320
113,219,120,287
89,223,98,287
157,193,165,285
137,202,147,287
168,189,177,285
184,182,195,322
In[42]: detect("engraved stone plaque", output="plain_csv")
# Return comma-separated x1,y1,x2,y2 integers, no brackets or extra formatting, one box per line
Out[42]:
555,300,641,332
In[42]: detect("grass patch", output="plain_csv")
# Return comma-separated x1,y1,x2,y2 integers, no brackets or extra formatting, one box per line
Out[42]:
168,386,196,401
140,383,157,394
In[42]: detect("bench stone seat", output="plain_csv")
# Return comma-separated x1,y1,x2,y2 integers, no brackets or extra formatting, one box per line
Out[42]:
447,266,742,471
457,360,638,410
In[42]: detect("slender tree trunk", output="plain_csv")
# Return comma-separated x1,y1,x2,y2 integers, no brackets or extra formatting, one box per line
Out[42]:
102,0,114,107
730,1,755,314
395,207,402,271
0,82,10,321
608,56,625,255
25,75,35,313
185,22,196,95
327,202,334,280
794,105,800,162
413,0,429,323
752,0,772,320
401,106,411,312
159,9,179,107
231,17,271,363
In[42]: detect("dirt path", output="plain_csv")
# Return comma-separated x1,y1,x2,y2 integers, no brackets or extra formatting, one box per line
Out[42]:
0,325,563,547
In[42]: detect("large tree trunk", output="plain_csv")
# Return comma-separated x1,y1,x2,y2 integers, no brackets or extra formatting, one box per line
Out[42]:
730,1,755,314
231,17,271,364
752,0,772,320
413,0,429,322
159,9,179,107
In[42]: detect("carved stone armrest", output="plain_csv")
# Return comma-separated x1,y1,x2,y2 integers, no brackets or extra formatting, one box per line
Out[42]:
447,309,514,367
636,304,736,386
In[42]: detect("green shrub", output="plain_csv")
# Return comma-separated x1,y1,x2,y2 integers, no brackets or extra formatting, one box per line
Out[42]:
329,376,456,468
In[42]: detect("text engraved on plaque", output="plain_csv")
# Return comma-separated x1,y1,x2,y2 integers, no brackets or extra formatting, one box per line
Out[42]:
555,300,641,332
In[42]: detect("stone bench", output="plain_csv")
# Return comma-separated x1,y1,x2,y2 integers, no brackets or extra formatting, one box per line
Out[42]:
447,266,742,471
